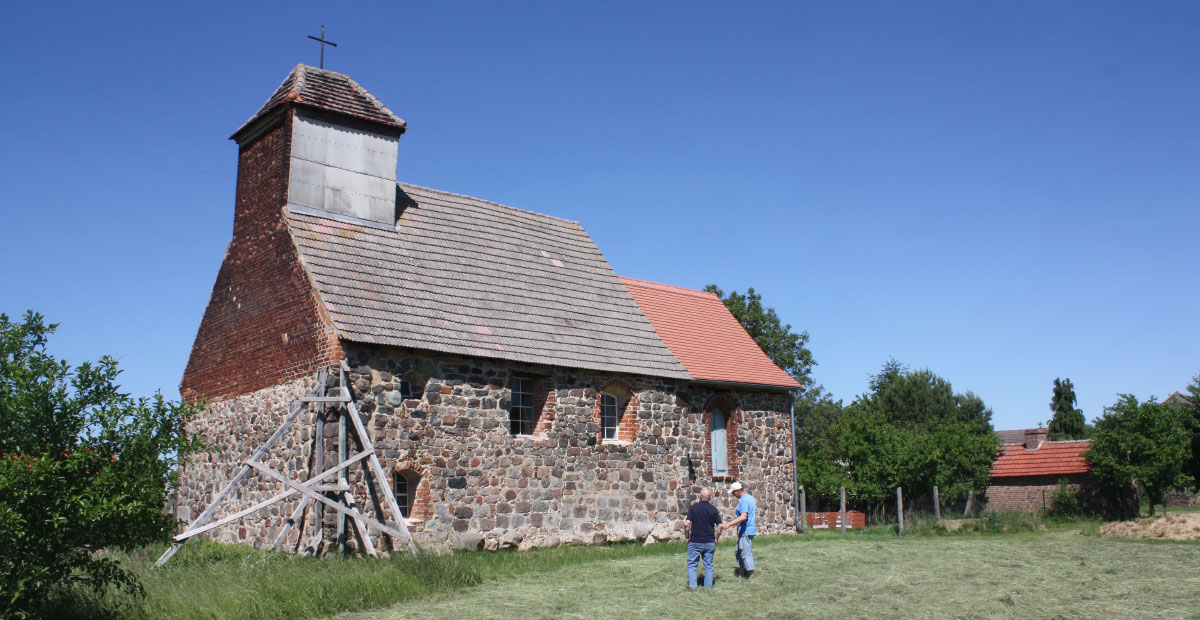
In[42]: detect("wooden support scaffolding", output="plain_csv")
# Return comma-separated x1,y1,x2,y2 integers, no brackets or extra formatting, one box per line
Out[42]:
156,362,420,567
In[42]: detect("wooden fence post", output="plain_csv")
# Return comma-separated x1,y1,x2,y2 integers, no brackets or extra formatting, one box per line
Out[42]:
932,485,941,521
800,485,807,534
896,487,904,535
839,486,847,533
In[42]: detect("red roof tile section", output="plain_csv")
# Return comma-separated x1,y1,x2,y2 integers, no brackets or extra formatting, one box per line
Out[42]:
989,440,1092,478
619,277,801,389
234,64,405,138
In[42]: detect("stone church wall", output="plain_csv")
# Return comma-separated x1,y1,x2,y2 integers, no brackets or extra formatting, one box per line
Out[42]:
174,374,319,548
175,345,799,553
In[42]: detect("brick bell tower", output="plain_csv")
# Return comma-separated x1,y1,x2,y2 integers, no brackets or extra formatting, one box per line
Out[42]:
181,65,407,401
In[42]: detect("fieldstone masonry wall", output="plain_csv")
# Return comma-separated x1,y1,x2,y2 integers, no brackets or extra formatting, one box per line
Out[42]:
175,375,318,548
176,345,798,553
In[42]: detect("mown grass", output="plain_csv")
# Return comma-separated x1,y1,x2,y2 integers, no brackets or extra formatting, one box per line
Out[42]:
340,527,1200,620
40,517,1200,619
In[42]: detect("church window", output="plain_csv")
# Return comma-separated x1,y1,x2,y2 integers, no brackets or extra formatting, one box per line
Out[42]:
509,377,536,435
398,371,427,400
392,469,420,518
711,406,728,476
600,393,619,441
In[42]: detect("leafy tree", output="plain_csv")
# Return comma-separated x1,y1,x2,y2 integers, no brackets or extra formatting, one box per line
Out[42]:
1084,394,1192,516
1180,372,1200,487
704,285,814,387
845,365,999,503
1048,377,1087,440
793,385,846,498
0,312,203,617
794,361,999,512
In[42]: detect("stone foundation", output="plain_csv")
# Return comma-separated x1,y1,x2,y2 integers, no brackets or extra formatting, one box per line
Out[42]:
176,345,798,553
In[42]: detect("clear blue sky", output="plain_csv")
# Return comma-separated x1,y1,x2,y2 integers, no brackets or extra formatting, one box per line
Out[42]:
2,2,1196,431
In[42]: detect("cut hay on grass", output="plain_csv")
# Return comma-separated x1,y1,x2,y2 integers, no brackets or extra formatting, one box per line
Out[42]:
337,530,1200,620
1101,512,1200,541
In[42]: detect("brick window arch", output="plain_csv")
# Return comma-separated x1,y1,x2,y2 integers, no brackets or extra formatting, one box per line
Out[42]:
702,393,741,481
391,461,432,523
509,376,556,436
593,384,639,443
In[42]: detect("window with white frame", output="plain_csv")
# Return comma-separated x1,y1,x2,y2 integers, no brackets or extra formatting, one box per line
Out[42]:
509,377,536,435
600,393,619,441
711,405,728,476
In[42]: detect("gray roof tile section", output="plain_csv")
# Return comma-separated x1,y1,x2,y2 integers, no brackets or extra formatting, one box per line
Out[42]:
285,183,691,379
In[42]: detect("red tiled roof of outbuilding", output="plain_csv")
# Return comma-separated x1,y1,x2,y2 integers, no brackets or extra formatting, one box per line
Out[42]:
619,277,801,390
989,440,1092,478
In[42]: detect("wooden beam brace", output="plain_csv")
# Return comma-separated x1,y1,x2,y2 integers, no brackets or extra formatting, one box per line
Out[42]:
172,450,371,541
248,460,410,542
155,368,327,567
271,496,312,551
339,379,420,554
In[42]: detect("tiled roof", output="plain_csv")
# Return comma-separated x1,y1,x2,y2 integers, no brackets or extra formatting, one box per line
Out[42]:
994,428,1036,444
989,440,1092,478
1165,391,1194,406
285,183,691,380
619,277,801,389
235,64,405,137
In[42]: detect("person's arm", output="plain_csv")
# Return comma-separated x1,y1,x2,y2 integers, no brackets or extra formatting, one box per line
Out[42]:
722,513,748,531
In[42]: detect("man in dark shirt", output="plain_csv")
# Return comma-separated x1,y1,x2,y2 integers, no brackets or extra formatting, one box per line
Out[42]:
684,487,723,589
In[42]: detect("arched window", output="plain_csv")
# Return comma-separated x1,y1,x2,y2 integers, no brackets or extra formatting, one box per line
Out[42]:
393,470,421,518
711,406,728,477
600,393,619,441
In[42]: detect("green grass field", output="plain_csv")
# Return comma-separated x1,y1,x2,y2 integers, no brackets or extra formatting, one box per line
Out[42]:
337,529,1200,620
48,520,1200,620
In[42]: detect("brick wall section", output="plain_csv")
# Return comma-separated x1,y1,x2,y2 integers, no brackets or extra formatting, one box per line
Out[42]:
180,112,344,401
176,346,799,552
984,474,1095,513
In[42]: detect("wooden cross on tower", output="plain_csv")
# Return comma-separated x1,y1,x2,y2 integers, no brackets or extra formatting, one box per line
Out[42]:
307,26,337,69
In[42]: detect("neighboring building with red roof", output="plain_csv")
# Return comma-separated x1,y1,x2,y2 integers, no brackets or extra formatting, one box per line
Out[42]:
985,428,1096,513
175,64,802,553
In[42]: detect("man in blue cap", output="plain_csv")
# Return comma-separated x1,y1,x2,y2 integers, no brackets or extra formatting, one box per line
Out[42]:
720,481,757,579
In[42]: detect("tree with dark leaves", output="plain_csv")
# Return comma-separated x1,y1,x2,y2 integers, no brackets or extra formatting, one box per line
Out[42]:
704,285,814,387
0,312,204,618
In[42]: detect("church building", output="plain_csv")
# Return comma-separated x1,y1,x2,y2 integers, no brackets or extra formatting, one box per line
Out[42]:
175,64,801,552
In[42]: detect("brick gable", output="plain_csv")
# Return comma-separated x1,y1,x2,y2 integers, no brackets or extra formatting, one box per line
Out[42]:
180,114,343,401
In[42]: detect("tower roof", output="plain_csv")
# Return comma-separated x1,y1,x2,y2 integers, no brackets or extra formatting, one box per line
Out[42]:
233,63,406,140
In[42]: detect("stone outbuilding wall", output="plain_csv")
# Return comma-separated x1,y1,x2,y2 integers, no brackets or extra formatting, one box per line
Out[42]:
984,473,1097,514
175,345,799,552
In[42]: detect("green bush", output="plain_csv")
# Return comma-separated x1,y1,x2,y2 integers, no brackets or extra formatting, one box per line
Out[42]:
0,312,204,618
1046,479,1087,518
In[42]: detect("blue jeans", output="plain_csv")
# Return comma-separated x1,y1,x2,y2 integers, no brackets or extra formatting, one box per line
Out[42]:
736,535,755,572
687,542,716,588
